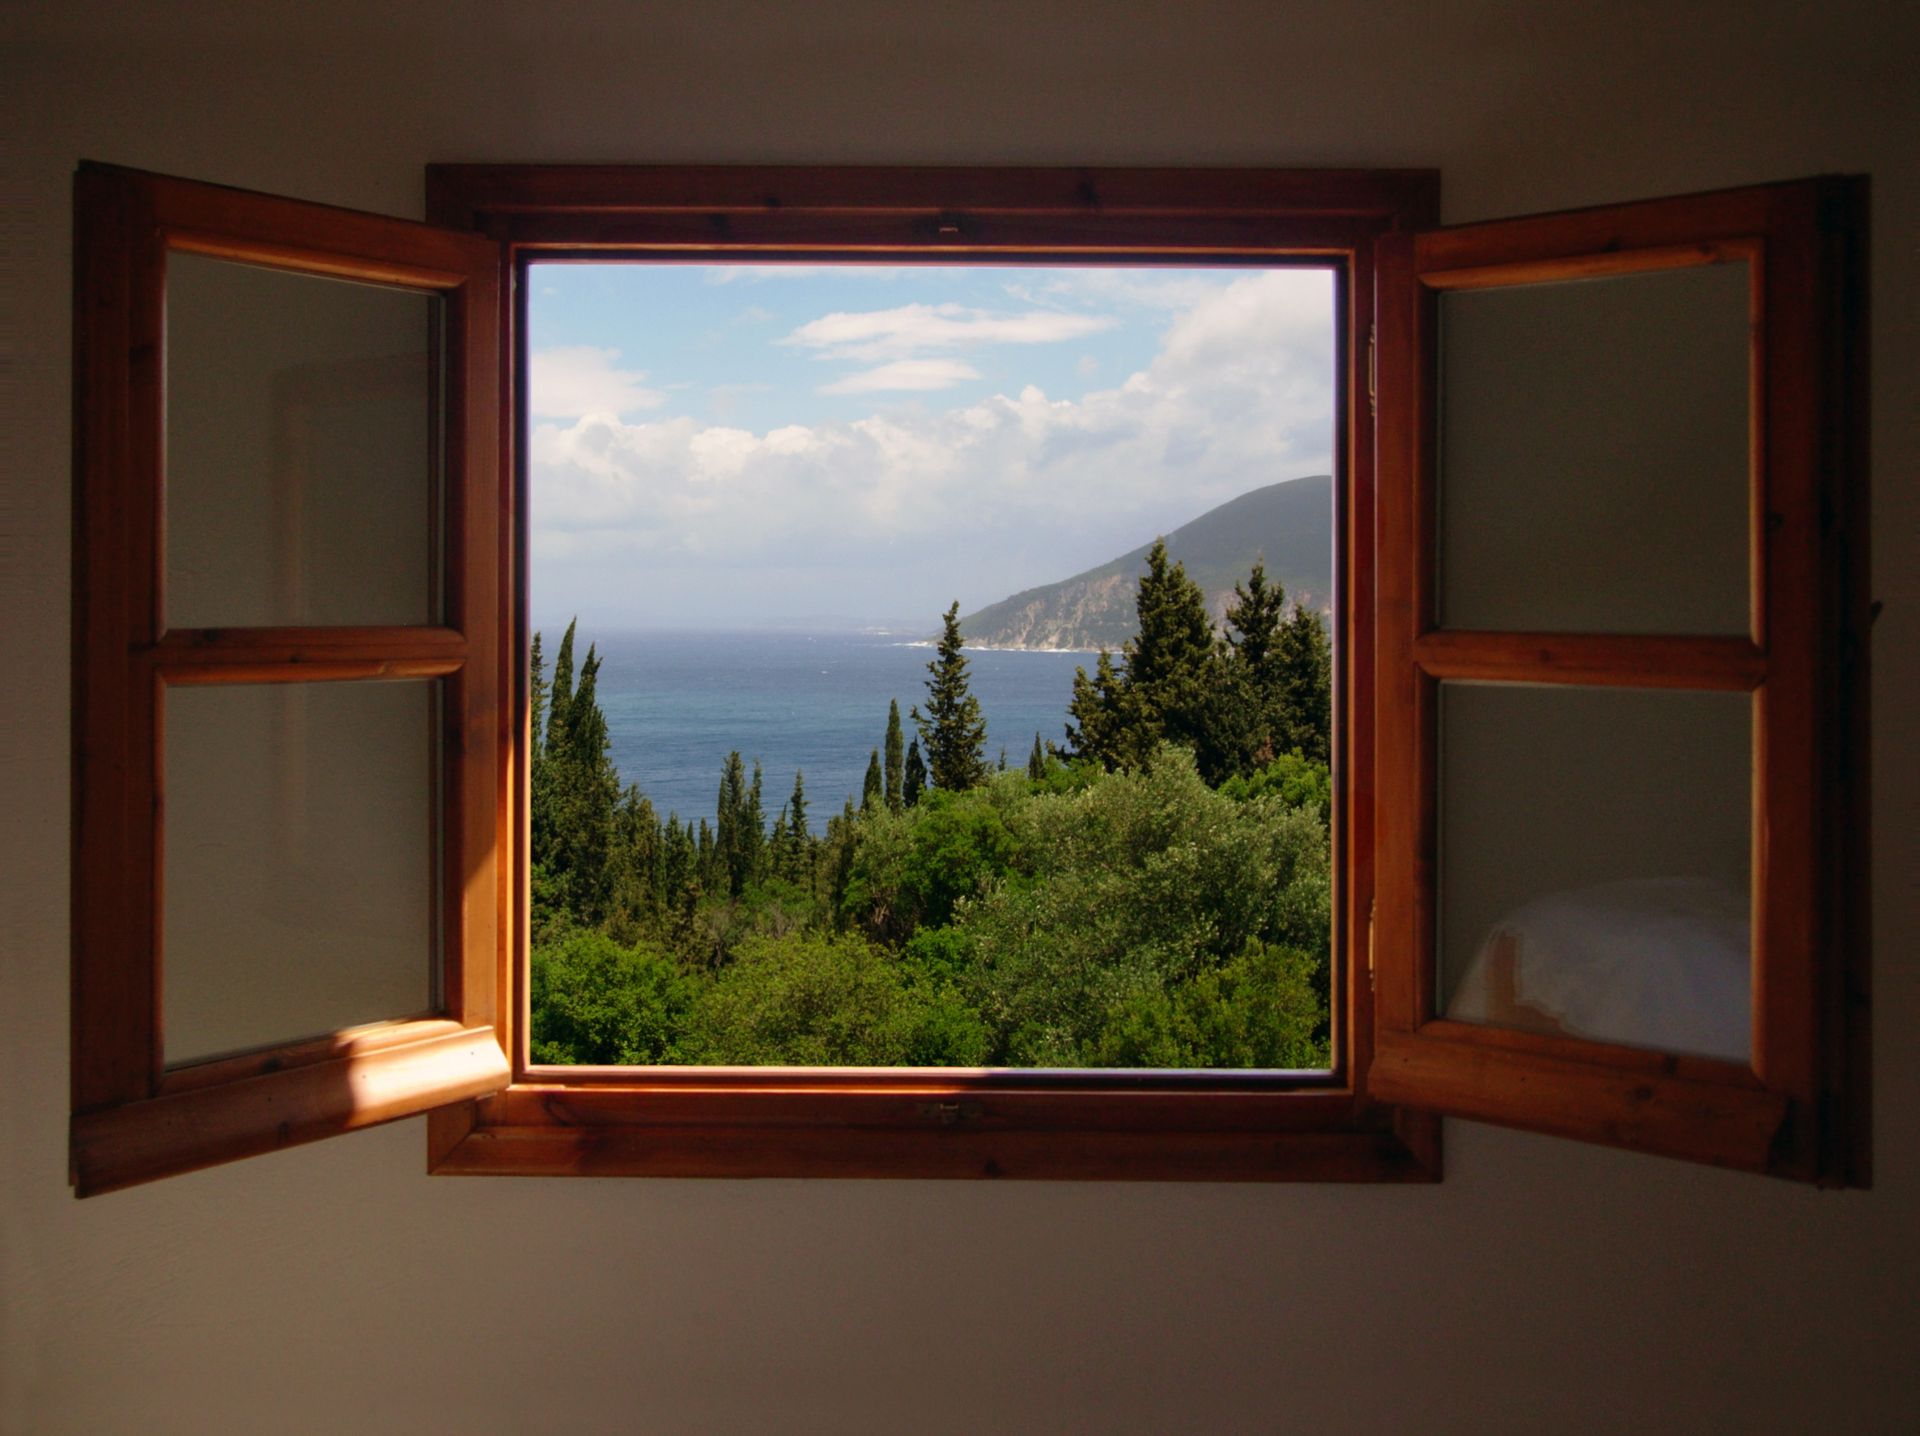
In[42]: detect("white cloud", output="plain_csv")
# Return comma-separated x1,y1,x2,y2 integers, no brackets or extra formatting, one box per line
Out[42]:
528,346,665,419
782,302,1115,363
531,269,1335,625
819,359,982,394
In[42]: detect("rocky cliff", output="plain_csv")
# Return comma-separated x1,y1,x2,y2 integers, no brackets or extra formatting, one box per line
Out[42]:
958,474,1332,651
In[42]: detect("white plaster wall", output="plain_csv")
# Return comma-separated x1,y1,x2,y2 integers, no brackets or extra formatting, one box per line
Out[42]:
3,3,1914,1431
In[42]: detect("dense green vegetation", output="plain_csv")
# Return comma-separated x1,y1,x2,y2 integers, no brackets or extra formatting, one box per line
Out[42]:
530,542,1334,1069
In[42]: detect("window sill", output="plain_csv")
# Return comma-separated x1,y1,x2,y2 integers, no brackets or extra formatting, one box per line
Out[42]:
426,1082,1441,1182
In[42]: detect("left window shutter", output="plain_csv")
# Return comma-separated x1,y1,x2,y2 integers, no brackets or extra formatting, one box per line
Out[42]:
70,163,509,1195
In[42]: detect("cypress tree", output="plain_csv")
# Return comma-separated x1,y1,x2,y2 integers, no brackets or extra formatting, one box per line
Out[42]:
1274,603,1333,765
530,619,578,893
883,699,905,811
1064,648,1127,769
714,751,750,896
537,637,620,924
1123,539,1216,760
546,619,577,752
788,768,809,840
529,631,548,762
913,601,988,792
1027,731,1046,781
661,813,692,906
746,759,766,886
1225,560,1287,690
607,785,662,936
696,817,716,889
862,748,883,811
783,769,810,877
903,738,927,807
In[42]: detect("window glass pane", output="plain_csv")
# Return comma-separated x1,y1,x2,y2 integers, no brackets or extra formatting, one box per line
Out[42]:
1437,682,1751,1063
1437,261,1750,635
165,252,441,628
524,261,1340,1070
163,679,438,1066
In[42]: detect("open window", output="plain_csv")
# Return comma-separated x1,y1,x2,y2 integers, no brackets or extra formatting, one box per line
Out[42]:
69,165,510,1194
69,164,1866,1193
1371,179,1871,1183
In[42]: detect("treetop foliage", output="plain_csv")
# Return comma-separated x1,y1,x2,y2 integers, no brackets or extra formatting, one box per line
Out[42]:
528,542,1333,1071
914,601,989,794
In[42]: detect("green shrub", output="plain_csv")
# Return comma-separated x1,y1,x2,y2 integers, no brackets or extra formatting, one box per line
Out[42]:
1089,941,1328,1069
529,930,694,1065
683,931,974,1066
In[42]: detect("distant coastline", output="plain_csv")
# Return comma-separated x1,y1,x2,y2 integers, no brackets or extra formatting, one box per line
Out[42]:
898,639,1101,654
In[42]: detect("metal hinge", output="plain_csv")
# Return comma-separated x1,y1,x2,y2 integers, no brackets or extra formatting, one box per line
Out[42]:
918,1101,983,1127
1367,899,1377,989
1367,324,1378,419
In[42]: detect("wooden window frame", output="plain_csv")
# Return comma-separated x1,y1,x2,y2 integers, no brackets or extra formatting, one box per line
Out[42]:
1368,178,1871,1185
71,163,1865,1193
419,165,1446,1183
69,165,511,1195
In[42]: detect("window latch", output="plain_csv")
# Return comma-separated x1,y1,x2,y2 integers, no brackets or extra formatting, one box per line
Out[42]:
1367,323,1378,419
918,1101,983,1126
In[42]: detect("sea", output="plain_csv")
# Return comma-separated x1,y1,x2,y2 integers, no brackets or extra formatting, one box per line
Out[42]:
582,630,1093,826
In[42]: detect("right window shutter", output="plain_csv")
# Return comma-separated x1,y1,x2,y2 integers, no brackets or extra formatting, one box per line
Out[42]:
1370,178,1870,1184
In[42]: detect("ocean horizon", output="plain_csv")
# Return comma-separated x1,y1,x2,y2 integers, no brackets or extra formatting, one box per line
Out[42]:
552,628,1093,826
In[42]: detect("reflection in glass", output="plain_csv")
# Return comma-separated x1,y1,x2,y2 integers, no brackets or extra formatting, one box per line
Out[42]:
166,252,441,628
1438,261,1750,635
1438,683,1751,1062
163,680,437,1065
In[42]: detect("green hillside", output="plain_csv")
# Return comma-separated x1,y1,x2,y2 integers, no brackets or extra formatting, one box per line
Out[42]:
958,474,1332,650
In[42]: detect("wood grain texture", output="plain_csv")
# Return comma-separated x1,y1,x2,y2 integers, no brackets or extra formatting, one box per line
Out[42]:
420,165,1441,1183
1371,176,1869,1184
71,164,162,1111
428,164,1441,220
1412,632,1767,690
1368,1031,1789,1175
73,1025,508,1196
69,163,510,1194
431,1123,1440,1184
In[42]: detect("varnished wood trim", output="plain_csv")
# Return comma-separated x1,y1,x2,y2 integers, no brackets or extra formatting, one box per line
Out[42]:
430,166,1439,261
72,165,163,1110
151,626,468,683
490,218,1394,257
495,1081,1355,1129
1417,239,1758,293
78,163,495,285
427,164,1434,1181
163,229,473,290
1371,229,1430,1039
72,1026,508,1196
428,164,1441,222
1373,176,1868,1185
1412,182,1779,275
1412,632,1767,690
1823,177,1872,1187
433,1119,1439,1183
1410,1018,1763,1089
71,163,511,1195
445,234,505,1035
1369,1032,1789,1175
157,1016,460,1096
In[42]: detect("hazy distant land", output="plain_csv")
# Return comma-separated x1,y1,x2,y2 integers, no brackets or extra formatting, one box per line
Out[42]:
957,474,1332,651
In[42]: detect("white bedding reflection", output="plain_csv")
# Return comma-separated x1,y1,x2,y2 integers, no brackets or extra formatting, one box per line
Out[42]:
1447,876,1750,1063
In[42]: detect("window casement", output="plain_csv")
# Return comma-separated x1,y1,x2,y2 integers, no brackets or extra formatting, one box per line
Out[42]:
68,163,1869,1195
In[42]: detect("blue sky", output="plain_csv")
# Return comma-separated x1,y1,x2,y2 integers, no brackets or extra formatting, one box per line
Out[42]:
528,263,1334,631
